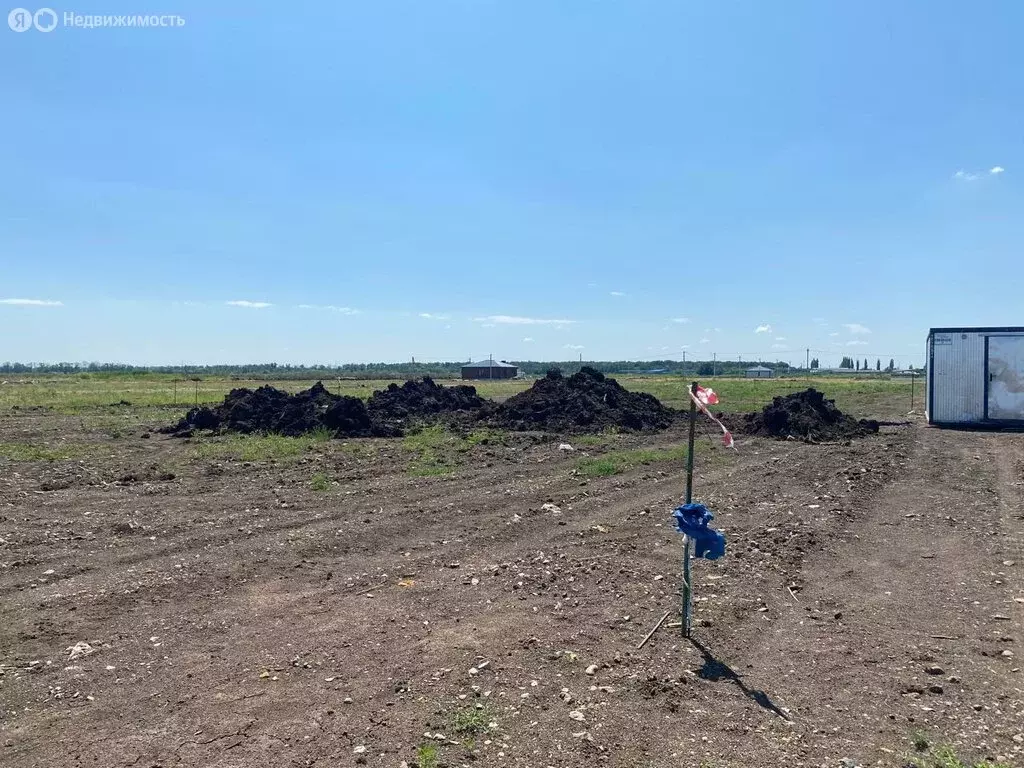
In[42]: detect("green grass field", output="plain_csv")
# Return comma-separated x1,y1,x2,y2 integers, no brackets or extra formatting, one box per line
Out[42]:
0,372,921,420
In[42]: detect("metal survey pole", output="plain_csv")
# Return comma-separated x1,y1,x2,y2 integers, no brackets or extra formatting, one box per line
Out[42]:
682,381,698,637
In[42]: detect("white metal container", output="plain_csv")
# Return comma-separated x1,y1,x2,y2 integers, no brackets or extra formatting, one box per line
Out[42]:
927,327,1024,426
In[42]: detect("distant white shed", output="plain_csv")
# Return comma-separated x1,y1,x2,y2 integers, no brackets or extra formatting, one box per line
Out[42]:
745,365,773,379
927,326,1024,426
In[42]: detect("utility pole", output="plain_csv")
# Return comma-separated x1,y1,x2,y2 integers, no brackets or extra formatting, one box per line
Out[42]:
682,350,686,375
712,352,716,377
806,348,810,371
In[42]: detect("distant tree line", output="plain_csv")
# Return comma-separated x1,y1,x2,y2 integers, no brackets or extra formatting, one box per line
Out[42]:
0,358,920,378
838,357,903,372
1,359,796,379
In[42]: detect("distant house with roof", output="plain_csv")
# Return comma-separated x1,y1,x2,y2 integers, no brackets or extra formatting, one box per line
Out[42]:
745,365,773,379
461,358,519,380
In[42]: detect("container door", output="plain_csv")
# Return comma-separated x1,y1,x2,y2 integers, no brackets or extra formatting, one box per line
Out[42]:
987,336,1024,421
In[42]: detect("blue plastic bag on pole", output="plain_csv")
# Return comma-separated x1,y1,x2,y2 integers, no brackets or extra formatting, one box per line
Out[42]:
673,502,726,560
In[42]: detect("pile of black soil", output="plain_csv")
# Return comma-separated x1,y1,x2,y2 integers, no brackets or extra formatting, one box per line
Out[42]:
163,382,392,438
490,367,675,433
742,388,879,441
367,377,487,430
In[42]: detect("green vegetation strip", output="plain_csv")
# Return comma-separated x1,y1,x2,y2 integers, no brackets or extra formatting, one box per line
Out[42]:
0,442,92,461
401,426,508,477
191,429,333,462
576,445,691,477
909,744,1009,768
0,372,915,420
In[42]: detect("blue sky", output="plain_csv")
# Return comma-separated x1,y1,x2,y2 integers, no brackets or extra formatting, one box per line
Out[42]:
2,1,1021,367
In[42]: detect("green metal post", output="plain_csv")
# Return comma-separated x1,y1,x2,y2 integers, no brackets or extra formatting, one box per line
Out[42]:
682,381,698,637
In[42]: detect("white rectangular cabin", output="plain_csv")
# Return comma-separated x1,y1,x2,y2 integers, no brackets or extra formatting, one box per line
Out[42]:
927,327,1024,426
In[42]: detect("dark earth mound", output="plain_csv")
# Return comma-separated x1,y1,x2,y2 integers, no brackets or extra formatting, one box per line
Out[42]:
164,379,491,438
742,388,879,441
490,366,675,433
163,382,391,438
367,377,487,430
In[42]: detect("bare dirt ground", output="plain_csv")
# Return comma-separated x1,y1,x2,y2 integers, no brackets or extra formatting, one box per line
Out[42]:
1,406,1022,767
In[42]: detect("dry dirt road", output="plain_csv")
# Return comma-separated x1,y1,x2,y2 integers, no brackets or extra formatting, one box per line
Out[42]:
1,413,1021,767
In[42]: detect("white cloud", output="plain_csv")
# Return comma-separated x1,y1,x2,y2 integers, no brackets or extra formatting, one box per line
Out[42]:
419,312,451,320
522,337,534,343
609,291,627,297
829,332,840,337
699,338,711,344
0,298,63,306
771,343,788,350
474,315,576,325
298,304,359,314
954,166,1005,180
755,324,772,334
847,340,868,346
775,336,787,341
564,344,584,350
953,170,979,181
227,300,272,309
670,317,691,324
843,323,871,335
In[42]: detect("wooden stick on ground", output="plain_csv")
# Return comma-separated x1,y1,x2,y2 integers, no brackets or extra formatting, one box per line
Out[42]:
354,580,388,596
637,610,672,649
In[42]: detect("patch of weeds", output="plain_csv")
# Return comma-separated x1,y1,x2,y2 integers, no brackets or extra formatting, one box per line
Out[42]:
908,742,1011,768
0,442,88,461
310,472,332,491
308,426,334,443
335,440,378,460
402,426,460,477
448,705,491,736
572,433,613,447
578,456,620,476
409,459,452,477
401,425,449,452
415,743,439,768
463,427,509,447
912,731,930,752
576,445,691,477
192,433,322,462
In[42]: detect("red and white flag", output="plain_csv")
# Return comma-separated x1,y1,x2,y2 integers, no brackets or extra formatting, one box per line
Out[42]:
688,386,736,450
695,385,719,406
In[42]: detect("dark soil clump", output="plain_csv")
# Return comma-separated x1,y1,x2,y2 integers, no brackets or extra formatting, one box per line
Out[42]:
367,377,487,431
164,379,489,438
163,382,388,438
742,388,879,441
490,367,675,433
